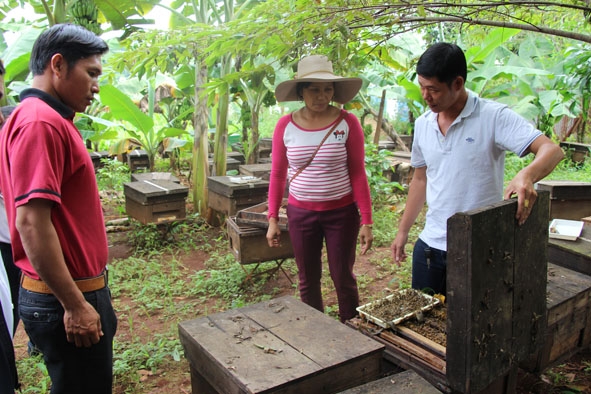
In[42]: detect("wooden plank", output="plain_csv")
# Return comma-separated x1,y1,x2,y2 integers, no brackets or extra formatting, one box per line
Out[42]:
123,180,188,204
535,180,591,200
179,296,384,394
446,194,548,393
379,331,446,373
513,192,549,360
339,369,441,394
394,326,446,359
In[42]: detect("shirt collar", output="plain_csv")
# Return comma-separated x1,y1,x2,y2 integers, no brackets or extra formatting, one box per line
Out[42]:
19,88,75,119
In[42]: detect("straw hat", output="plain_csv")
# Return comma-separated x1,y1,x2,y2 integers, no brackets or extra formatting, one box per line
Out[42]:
275,55,362,104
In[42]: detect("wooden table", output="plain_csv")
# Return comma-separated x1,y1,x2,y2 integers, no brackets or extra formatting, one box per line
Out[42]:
548,223,591,275
179,296,385,394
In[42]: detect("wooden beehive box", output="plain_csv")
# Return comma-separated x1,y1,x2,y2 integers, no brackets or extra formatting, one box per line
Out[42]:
226,216,293,265
207,175,269,216
238,163,272,180
124,180,188,224
521,263,591,373
350,193,550,394
131,172,180,184
227,151,246,164
535,180,591,220
127,149,150,172
208,157,241,174
235,199,288,231
89,150,110,172
547,223,591,275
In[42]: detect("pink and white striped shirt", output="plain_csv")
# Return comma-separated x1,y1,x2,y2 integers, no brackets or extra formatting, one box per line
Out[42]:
267,110,373,225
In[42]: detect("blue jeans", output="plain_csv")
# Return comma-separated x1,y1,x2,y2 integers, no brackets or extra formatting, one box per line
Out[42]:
19,286,117,394
412,238,447,295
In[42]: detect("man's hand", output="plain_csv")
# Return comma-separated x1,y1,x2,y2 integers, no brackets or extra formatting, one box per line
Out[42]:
64,301,103,348
391,231,409,267
504,170,537,226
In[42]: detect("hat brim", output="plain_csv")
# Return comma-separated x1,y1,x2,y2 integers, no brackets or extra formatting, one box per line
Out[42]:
275,77,362,104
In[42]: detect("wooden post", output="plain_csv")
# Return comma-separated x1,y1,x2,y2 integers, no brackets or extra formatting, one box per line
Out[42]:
373,89,387,145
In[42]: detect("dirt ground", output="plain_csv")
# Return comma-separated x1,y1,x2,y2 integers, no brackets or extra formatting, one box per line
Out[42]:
12,223,591,394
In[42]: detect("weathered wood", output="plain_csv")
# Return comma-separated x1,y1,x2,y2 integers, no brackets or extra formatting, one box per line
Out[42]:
239,163,272,180
179,296,384,394
521,263,591,373
235,200,288,231
226,217,293,265
123,180,189,224
338,369,440,394
446,193,548,393
207,175,269,216
394,326,446,359
131,172,180,183
548,223,591,275
535,180,591,220
380,331,446,373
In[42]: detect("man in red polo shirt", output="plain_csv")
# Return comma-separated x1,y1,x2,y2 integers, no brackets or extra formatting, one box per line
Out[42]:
0,24,117,393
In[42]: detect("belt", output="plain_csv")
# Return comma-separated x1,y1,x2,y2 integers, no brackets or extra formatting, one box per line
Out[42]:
21,273,107,294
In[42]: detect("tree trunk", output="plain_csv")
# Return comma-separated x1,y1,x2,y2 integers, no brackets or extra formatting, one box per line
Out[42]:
192,63,210,219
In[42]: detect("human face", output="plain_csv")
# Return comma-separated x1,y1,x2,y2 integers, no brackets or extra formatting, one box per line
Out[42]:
418,75,462,114
56,55,102,113
302,82,334,113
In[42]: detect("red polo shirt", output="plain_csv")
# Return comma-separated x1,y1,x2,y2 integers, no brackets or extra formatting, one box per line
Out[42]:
0,89,108,280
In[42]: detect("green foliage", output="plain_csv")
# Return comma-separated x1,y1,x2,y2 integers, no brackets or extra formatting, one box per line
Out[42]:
504,150,591,185
16,354,51,394
364,143,406,206
113,334,183,387
95,158,130,192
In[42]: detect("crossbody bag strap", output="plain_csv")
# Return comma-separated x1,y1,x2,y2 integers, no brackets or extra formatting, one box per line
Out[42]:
290,112,345,184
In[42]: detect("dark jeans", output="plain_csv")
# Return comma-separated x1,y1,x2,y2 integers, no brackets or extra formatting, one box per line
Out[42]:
412,238,447,296
19,286,117,394
287,203,360,322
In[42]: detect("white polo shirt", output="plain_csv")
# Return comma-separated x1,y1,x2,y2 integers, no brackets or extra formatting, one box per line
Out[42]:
411,90,542,251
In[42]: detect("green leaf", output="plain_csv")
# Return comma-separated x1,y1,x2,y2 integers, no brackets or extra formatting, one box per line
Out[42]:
99,84,154,134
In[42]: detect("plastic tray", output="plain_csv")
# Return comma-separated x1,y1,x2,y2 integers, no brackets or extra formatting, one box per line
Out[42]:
549,219,584,241
356,289,441,329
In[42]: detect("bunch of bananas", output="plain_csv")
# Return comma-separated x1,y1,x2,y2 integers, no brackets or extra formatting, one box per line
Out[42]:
69,0,101,35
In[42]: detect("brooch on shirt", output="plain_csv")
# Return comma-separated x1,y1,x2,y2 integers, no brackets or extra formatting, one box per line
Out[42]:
333,129,345,140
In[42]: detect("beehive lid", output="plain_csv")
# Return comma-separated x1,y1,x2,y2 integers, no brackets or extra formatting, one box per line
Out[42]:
207,175,269,197
124,180,188,203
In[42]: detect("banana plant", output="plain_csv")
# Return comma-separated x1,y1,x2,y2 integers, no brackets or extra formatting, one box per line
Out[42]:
99,83,188,172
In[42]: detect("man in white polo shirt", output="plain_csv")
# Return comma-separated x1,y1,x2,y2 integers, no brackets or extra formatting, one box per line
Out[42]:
391,42,564,295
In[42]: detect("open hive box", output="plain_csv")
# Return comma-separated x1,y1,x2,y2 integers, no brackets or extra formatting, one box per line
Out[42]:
235,199,288,231
350,194,551,394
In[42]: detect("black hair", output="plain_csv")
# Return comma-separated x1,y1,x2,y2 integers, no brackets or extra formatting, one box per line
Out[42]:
416,43,467,86
296,82,311,100
0,59,5,76
29,24,109,76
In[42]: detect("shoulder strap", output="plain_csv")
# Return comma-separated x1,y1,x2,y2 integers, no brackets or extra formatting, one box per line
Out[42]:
290,112,345,184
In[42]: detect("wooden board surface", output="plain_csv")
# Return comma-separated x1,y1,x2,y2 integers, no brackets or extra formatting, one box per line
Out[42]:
123,180,188,203
446,192,549,393
548,224,591,275
179,296,384,394
338,369,440,394
535,180,591,200
207,175,269,198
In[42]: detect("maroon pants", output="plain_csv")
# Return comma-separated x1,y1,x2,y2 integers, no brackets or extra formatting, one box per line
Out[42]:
286,203,360,322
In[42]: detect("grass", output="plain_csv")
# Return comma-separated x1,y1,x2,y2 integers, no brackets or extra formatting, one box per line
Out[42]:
14,148,589,392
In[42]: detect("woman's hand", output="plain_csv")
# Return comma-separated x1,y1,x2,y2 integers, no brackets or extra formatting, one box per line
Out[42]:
359,225,373,255
266,218,281,248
